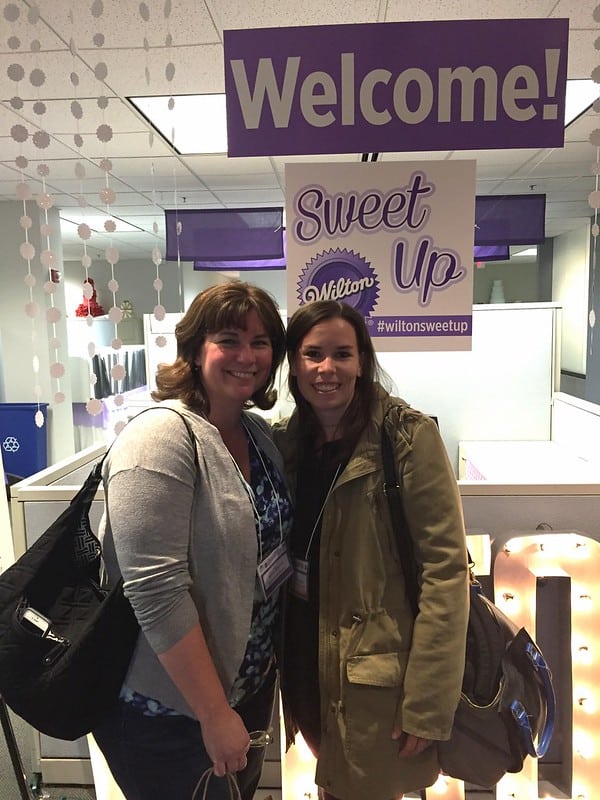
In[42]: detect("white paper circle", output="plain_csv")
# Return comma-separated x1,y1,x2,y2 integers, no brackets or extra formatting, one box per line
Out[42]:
50,361,65,378
11,124,28,143
589,190,600,209
20,241,35,260
105,245,119,264
78,223,92,240
32,130,50,149
108,306,123,323
86,398,103,416
111,363,126,381
16,181,31,199
46,307,62,323
40,249,57,267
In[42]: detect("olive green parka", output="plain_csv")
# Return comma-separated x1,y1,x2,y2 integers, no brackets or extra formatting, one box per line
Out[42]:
273,386,469,800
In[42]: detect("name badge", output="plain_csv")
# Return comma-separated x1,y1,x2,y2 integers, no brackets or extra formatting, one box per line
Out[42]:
290,557,309,601
257,540,294,598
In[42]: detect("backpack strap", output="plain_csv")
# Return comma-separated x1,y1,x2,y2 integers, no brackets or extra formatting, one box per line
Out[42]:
381,404,473,618
381,405,420,617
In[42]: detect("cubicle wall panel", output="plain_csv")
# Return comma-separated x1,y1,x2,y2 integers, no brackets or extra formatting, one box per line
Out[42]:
378,304,558,471
23,501,104,548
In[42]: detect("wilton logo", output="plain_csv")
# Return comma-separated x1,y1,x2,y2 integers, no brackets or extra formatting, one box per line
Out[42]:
297,249,379,315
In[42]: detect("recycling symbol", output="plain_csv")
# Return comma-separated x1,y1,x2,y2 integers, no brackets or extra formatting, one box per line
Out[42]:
2,436,20,453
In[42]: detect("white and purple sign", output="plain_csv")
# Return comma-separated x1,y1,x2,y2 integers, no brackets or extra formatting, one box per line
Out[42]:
285,160,476,351
224,18,568,157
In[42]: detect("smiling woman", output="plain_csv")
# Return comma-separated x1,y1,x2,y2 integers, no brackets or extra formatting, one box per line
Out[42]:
91,280,293,800
273,299,469,800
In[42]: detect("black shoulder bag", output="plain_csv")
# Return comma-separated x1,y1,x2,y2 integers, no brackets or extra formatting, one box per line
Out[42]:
381,409,556,788
0,407,197,740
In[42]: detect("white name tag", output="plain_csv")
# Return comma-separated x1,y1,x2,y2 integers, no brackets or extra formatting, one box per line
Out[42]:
257,540,293,598
290,557,309,601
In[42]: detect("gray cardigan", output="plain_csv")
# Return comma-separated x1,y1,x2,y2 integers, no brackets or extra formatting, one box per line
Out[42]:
98,400,285,717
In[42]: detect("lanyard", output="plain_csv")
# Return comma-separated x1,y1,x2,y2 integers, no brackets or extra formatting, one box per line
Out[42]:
244,422,284,548
302,463,341,561
226,423,285,563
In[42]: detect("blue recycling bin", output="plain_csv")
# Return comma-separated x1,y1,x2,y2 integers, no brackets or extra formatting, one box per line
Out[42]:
0,402,48,479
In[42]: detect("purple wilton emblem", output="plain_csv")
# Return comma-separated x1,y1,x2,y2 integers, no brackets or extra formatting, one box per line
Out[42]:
296,248,379,315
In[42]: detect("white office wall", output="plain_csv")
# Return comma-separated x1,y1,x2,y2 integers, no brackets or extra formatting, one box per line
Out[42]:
552,223,590,376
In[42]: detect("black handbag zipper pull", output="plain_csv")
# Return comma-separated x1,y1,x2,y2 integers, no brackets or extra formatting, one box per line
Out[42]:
43,637,70,666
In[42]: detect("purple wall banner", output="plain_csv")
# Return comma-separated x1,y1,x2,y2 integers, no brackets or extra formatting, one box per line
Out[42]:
165,207,284,261
474,194,546,245
473,244,510,262
194,230,286,270
224,18,568,157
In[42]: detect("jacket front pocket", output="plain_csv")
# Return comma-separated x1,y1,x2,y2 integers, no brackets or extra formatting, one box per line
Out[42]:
342,651,406,765
346,652,403,687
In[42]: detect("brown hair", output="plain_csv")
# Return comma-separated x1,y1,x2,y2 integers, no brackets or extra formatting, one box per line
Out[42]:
152,280,286,415
285,300,386,452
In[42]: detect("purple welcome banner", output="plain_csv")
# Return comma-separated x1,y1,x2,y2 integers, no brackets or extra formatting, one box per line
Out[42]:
224,19,568,157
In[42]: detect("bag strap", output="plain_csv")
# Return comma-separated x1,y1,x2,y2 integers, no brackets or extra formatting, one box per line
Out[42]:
192,768,241,800
380,406,420,618
70,406,200,525
92,405,200,476
381,405,473,618
509,640,556,759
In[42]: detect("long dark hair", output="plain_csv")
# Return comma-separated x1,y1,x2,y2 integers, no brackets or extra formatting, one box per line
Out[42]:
286,301,385,454
152,280,286,415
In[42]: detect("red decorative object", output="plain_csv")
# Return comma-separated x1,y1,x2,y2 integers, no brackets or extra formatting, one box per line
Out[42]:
75,278,105,317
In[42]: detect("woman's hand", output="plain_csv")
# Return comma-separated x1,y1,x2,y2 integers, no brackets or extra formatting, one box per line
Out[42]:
200,705,251,776
156,625,251,775
392,728,433,758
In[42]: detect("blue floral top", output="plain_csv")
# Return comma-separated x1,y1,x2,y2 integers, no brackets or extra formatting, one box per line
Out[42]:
121,433,292,716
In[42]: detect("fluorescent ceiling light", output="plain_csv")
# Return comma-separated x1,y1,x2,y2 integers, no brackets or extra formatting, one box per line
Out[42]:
129,94,227,154
59,214,143,233
130,79,598,156
564,79,598,127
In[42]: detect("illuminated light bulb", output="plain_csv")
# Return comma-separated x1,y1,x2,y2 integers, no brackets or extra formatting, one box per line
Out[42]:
577,696,597,713
574,732,594,759
503,538,524,555
576,645,592,665
576,593,593,611
575,541,590,558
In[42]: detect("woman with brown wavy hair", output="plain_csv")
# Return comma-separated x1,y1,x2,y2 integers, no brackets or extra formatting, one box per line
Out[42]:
275,300,469,800
93,281,292,800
